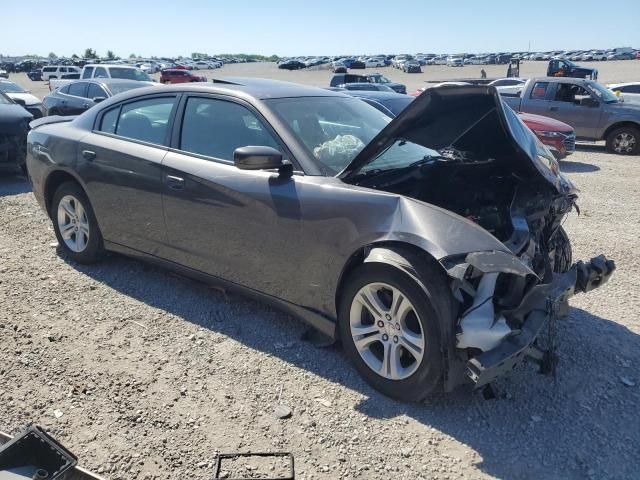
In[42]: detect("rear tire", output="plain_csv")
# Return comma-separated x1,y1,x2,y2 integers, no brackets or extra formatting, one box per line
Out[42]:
338,258,454,401
606,126,640,155
51,181,105,264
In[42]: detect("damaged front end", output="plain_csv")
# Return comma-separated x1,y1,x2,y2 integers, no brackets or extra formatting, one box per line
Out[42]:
444,250,614,388
340,85,615,388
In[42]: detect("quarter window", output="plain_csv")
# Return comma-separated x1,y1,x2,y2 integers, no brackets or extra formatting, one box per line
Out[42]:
99,107,119,134
179,97,280,161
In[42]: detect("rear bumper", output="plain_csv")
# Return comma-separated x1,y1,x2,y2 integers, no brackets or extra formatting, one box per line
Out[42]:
466,255,615,387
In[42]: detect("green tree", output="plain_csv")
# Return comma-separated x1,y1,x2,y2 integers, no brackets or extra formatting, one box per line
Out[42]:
83,48,97,59
71,53,79,59
191,52,207,59
106,50,116,60
48,52,57,61
129,53,137,59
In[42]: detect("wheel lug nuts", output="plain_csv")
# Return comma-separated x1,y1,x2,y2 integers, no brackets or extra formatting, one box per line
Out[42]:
385,314,391,320
395,324,400,330
393,336,399,343
377,321,384,328
382,334,389,341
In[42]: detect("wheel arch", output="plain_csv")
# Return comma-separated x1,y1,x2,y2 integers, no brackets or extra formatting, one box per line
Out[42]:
602,121,640,141
335,241,450,322
44,169,87,218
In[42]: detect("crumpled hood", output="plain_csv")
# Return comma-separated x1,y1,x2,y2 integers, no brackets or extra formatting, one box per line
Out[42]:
0,104,33,135
6,92,41,106
339,84,563,191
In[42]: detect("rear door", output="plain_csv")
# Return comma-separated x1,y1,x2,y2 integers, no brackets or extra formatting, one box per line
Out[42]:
78,94,178,254
160,94,303,296
62,82,90,115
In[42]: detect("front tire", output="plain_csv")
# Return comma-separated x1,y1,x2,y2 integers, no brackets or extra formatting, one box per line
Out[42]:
606,126,640,155
51,181,105,264
338,260,453,401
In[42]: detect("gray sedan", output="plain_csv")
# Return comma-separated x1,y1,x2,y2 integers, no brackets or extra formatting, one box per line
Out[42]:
26,78,614,401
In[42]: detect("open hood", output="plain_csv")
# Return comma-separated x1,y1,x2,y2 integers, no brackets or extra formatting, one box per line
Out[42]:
339,85,563,191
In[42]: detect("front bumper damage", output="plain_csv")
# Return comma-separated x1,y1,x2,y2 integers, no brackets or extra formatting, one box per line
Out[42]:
446,252,615,388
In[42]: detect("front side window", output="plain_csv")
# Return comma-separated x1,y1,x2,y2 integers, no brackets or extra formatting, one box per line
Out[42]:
99,97,175,144
180,97,280,161
82,67,94,79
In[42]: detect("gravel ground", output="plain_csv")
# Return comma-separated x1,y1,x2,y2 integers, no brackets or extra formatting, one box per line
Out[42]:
1,68,640,479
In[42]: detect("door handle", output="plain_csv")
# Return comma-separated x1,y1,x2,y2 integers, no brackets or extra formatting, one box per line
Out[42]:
82,103,90,109
549,106,558,111
166,175,185,190
82,150,96,161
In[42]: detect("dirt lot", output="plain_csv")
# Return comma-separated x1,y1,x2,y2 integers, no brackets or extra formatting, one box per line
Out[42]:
1,61,640,480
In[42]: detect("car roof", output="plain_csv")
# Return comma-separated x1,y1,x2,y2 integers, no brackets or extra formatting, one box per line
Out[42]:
94,77,346,104
608,82,640,88
342,90,410,100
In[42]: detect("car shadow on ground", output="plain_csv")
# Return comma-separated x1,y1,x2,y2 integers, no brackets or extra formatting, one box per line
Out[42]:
559,160,600,173
0,172,31,197
67,253,640,480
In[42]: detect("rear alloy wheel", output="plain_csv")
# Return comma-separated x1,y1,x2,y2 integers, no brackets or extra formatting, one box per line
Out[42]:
606,126,640,155
339,261,451,401
52,182,105,263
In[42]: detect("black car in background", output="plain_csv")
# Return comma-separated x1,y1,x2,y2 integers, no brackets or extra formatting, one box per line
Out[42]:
0,91,32,172
43,79,156,116
334,83,395,92
402,61,422,73
277,60,306,70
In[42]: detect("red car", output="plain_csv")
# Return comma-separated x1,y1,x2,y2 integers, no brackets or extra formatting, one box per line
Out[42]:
518,112,575,160
160,69,206,84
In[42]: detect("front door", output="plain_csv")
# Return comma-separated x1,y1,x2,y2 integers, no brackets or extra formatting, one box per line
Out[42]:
546,82,601,139
161,95,303,298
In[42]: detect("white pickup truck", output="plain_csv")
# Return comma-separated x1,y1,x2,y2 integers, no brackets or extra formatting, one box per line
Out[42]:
49,64,153,91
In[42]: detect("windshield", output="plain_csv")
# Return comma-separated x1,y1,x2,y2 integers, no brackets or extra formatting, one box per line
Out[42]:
109,68,152,81
369,75,391,84
0,92,11,104
587,81,619,103
266,97,390,174
0,81,26,94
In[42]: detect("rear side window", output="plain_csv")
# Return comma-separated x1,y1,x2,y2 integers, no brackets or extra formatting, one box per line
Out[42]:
179,97,280,161
107,97,176,145
82,67,94,79
43,67,56,73
530,82,549,99
68,82,88,97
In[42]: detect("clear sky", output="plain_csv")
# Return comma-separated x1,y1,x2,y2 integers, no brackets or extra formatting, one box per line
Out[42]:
2,0,639,58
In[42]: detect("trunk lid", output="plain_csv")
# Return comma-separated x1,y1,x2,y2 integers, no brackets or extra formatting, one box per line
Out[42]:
338,85,563,191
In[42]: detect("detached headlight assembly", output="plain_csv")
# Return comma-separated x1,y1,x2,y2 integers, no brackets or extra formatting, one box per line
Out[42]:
533,130,563,138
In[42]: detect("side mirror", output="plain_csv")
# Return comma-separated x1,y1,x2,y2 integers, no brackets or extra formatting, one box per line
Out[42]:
92,97,106,103
12,97,26,106
579,97,599,107
234,146,287,171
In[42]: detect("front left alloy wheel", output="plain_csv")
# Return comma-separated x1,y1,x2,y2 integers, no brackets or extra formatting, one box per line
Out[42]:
52,181,105,263
339,260,453,401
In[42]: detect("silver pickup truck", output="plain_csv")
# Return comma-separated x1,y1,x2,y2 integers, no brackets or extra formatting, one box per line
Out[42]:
502,77,640,155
